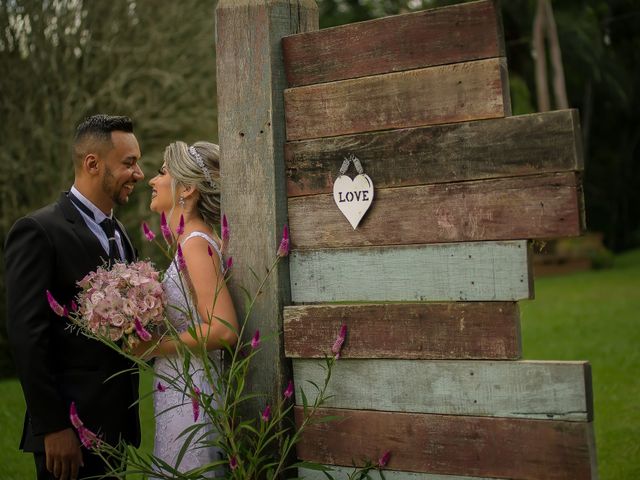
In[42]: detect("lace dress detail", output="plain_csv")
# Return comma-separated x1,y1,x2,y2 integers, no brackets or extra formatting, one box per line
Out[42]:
152,232,224,478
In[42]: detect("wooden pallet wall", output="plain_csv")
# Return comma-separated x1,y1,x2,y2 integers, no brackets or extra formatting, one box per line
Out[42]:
281,1,596,478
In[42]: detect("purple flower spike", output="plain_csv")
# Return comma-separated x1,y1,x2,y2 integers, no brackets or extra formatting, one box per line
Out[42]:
142,222,156,241
160,212,172,243
251,330,260,349
177,214,185,235
78,426,101,449
283,380,294,399
70,402,101,448
225,256,234,271
157,382,166,393
276,224,290,258
191,385,201,422
134,318,152,341
261,404,271,422
70,300,78,312
331,324,348,359
378,450,391,468
229,455,238,470
222,214,229,244
177,244,187,271
46,290,66,317
69,401,83,429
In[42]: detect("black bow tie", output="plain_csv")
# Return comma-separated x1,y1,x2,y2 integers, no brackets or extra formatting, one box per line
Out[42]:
68,192,121,265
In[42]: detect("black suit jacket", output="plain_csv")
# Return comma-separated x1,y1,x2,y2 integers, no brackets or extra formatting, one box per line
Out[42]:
5,193,141,452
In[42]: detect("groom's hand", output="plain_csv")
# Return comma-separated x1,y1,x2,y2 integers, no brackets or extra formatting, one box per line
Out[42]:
44,428,83,480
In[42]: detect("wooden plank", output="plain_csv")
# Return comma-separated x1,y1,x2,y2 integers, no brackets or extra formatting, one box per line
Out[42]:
284,57,510,141
215,0,318,422
290,241,533,303
293,359,593,421
284,302,521,359
299,467,500,480
282,0,504,87
285,109,583,197
295,408,598,480
289,172,584,249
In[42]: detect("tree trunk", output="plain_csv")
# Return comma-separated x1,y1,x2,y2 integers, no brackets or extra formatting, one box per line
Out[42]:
533,0,550,111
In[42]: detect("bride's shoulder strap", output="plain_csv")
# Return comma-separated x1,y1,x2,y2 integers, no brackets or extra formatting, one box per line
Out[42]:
181,231,223,261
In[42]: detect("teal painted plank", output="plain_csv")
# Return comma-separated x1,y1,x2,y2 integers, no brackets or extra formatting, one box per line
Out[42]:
298,467,500,480
289,241,532,302
293,359,592,421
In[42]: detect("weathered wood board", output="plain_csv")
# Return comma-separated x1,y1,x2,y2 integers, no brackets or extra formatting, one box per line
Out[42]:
289,241,533,303
295,408,597,479
289,172,584,249
284,302,521,359
299,467,500,480
294,359,593,421
285,109,583,197
284,58,510,141
215,0,318,421
282,0,504,87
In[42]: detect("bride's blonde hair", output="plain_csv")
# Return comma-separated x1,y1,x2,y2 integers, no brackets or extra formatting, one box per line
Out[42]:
164,141,221,226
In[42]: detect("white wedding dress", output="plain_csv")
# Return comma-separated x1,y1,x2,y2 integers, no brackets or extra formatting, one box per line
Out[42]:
152,231,224,478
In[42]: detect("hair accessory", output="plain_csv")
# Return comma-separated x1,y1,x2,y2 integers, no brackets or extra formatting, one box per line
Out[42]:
188,145,216,189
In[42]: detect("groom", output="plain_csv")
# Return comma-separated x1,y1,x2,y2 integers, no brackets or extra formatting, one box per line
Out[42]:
5,114,144,479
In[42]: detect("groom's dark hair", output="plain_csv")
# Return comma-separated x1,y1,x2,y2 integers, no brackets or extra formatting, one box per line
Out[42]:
72,114,134,167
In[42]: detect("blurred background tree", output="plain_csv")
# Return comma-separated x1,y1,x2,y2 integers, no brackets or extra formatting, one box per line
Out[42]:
1,0,638,376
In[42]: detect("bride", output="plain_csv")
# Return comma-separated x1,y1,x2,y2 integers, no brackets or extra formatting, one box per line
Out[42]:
135,140,237,477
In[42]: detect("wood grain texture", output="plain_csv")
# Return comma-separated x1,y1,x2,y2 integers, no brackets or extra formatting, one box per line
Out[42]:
282,0,504,87
215,0,318,421
284,302,521,359
293,359,593,421
295,408,598,479
289,241,533,303
284,58,510,141
285,109,583,197
289,172,585,249
299,467,500,480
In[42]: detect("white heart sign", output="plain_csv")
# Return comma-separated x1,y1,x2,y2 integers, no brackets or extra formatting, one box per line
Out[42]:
333,173,374,229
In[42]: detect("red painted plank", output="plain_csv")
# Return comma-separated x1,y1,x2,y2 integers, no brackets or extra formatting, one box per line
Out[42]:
295,407,597,480
282,0,504,87
284,303,521,359
284,58,510,141
288,172,584,249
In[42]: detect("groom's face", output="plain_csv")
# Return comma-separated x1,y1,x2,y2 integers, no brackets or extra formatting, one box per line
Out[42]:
100,131,143,206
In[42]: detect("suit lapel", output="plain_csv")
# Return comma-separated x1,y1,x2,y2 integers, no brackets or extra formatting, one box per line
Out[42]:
59,193,108,265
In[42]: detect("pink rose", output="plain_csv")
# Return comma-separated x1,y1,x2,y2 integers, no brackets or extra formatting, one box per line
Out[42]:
110,314,126,328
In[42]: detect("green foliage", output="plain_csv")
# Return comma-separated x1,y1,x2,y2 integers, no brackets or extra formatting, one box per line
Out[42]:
509,73,536,115
317,0,466,28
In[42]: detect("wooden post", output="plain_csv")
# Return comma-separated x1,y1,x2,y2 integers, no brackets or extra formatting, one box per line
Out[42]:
215,0,318,422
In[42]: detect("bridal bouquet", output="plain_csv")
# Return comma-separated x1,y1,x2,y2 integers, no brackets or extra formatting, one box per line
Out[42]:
48,261,166,347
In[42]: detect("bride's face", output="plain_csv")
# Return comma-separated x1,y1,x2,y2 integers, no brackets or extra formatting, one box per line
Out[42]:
148,163,175,214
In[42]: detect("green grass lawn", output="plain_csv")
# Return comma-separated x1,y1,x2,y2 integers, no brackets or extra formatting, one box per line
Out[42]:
519,248,640,479
1,250,638,479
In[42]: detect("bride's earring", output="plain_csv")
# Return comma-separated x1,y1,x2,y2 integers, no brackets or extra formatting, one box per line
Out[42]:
179,196,185,208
